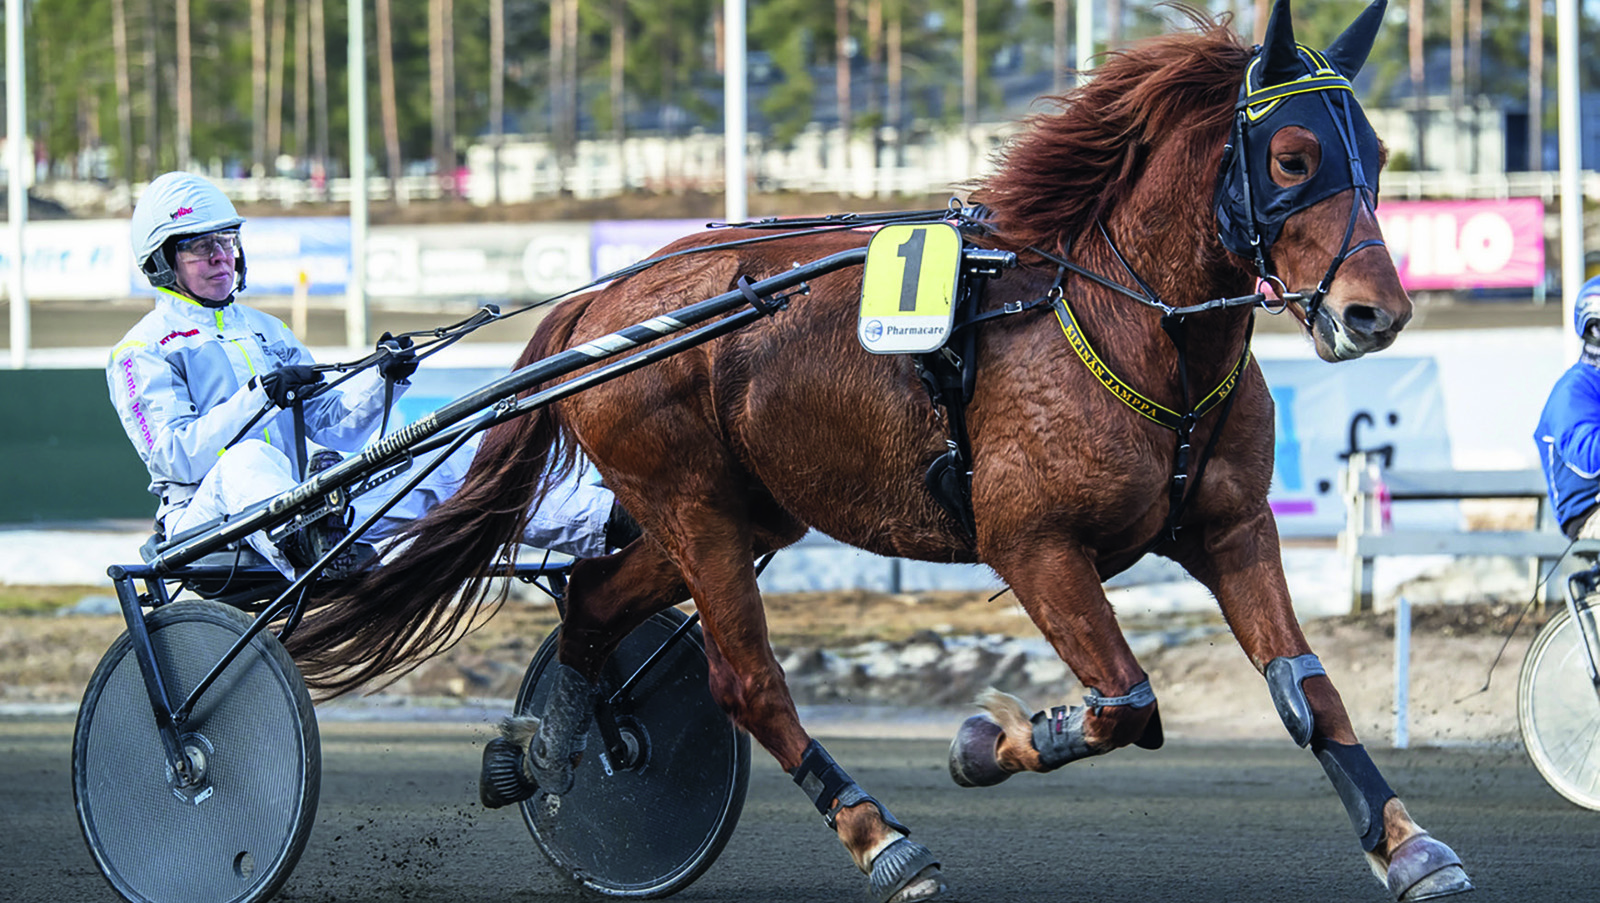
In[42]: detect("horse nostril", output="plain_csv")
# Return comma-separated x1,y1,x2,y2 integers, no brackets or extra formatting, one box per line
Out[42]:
1339,303,1392,336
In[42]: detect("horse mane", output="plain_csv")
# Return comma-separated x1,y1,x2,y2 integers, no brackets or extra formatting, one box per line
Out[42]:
972,10,1249,255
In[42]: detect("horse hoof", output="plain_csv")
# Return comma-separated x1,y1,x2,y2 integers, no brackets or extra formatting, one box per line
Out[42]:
528,732,580,796
525,663,597,796
1387,833,1474,901
949,714,1011,787
869,837,947,903
479,736,537,809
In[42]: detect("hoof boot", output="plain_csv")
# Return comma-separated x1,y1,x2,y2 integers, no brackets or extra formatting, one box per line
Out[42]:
479,736,537,809
869,837,946,903
948,714,1010,787
1388,833,1474,901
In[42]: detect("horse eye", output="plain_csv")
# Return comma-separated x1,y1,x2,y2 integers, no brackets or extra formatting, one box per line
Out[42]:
1276,154,1309,177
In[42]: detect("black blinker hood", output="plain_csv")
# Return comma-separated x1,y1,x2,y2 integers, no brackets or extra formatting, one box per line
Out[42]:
1214,0,1386,268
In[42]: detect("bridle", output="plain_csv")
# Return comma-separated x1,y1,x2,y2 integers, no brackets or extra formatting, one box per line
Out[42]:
1220,47,1386,330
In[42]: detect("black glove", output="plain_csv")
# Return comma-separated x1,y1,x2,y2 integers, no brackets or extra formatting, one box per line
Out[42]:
257,364,324,408
376,331,418,383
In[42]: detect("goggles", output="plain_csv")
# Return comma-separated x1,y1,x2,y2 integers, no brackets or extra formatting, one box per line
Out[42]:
174,230,241,261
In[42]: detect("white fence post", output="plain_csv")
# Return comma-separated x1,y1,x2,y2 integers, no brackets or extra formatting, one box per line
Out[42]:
1394,594,1411,749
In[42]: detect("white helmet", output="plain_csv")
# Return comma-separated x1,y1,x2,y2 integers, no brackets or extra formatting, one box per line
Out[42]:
130,172,246,291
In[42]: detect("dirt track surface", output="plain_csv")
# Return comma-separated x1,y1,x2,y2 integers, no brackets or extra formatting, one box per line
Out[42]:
5,718,1597,903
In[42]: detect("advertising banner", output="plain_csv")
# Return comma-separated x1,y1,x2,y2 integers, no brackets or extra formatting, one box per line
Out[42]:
1263,356,1453,536
0,220,130,300
127,216,351,297
366,223,594,300
239,217,351,295
1377,197,1545,290
591,219,708,282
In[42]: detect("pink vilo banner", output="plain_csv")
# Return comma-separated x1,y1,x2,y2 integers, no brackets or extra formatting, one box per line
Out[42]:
1375,197,1545,290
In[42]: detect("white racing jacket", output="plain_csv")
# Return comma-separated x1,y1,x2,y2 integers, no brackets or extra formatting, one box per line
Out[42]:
107,289,404,528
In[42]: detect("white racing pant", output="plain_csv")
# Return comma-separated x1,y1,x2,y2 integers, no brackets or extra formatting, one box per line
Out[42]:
167,437,614,577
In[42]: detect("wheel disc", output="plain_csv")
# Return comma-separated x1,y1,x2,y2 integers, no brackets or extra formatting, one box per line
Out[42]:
73,601,320,903
517,607,750,897
1518,605,1600,810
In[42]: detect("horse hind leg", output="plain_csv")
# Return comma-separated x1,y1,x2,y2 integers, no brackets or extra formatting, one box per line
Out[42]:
679,523,947,902
480,539,689,807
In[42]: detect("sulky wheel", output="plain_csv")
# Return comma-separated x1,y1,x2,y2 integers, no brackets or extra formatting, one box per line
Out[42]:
1518,604,1600,810
73,600,320,903
516,606,750,897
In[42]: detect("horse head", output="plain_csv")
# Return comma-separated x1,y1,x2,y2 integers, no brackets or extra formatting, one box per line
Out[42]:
1215,0,1408,361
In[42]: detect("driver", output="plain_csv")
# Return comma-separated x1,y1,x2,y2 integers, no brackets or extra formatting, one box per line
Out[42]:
1535,275,1600,540
107,171,635,577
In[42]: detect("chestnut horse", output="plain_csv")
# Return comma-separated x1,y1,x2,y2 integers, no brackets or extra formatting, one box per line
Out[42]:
288,2,1470,900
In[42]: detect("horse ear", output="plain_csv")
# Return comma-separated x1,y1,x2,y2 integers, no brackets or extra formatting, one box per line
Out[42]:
1324,0,1387,79
1258,0,1301,87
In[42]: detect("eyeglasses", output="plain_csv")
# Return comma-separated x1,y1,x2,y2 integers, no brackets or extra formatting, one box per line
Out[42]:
174,230,240,261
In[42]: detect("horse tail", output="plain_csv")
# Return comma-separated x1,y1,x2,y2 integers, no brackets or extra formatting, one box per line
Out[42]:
284,298,590,698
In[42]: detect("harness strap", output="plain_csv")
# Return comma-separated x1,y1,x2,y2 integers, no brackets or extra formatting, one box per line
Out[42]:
292,399,309,481
1050,295,1251,432
1084,679,1157,714
735,274,784,315
379,376,395,440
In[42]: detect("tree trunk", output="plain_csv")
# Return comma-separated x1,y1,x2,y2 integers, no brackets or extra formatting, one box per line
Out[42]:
1450,0,1464,110
887,3,902,165
426,0,458,192
376,0,403,198
491,0,505,203
550,0,565,189
1468,0,1482,171
430,0,447,189
563,0,577,162
252,0,268,176
268,0,288,166
295,0,309,164
962,0,976,153
176,0,192,171
609,0,624,145
1529,0,1543,171
865,0,881,126
550,0,578,186
1409,0,1426,170
835,0,851,133
1053,0,1068,96
442,0,457,193
310,0,330,193
142,0,160,177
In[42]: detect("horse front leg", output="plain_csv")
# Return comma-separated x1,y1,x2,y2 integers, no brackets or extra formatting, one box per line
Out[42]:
951,544,1165,785
1173,507,1473,901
